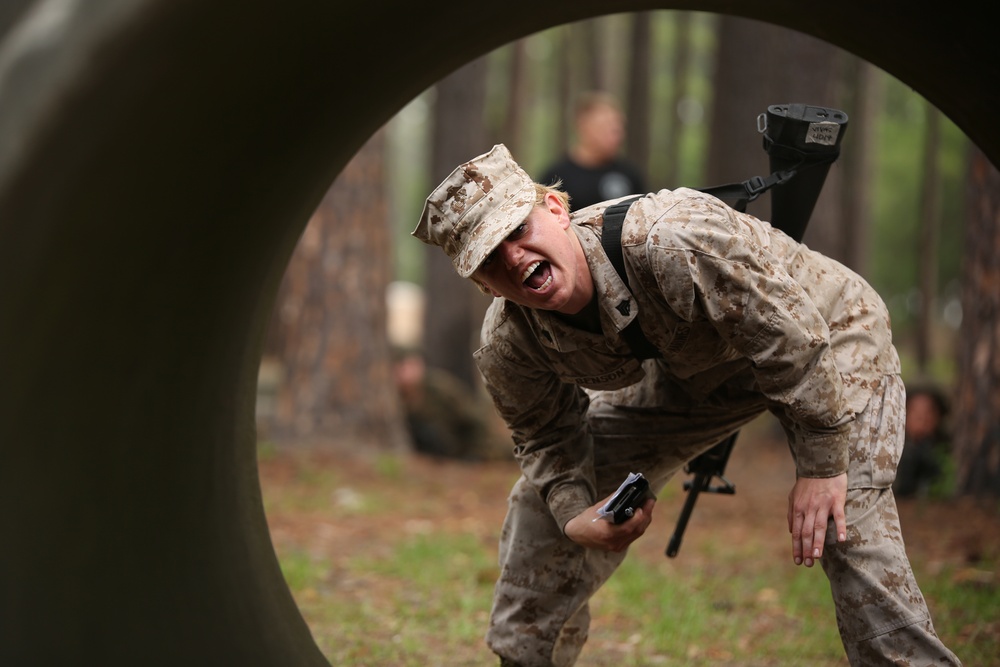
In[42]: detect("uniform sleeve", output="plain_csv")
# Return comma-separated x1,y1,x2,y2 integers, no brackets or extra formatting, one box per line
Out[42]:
643,191,851,478
474,334,596,530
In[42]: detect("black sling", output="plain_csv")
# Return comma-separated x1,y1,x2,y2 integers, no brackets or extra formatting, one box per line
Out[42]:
599,195,660,360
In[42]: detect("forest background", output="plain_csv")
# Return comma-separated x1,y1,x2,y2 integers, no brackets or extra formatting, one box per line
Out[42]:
258,10,997,495
253,10,999,665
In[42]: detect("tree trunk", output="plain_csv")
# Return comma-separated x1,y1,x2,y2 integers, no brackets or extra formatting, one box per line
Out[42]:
423,56,490,389
837,57,879,277
953,148,1000,497
501,38,529,157
553,26,572,153
569,18,603,95
625,11,652,174
262,129,407,450
916,103,943,371
661,10,692,189
705,16,779,194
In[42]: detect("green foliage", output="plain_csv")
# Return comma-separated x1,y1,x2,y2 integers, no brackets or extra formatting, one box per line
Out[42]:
648,11,718,189
280,548,322,592
374,453,404,480
285,533,498,665
595,558,844,664
897,347,958,388
267,446,999,666
386,94,433,286
913,561,1000,667
256,439,279,462
869,76,969,340
280,533,997,666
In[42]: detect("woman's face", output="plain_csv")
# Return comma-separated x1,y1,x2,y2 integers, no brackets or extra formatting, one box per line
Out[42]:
473,193,593,315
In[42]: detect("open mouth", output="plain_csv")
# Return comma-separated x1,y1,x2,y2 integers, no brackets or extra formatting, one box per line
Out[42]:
521,260,553,291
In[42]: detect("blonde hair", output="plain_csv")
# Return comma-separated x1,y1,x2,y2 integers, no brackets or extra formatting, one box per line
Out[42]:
535,182,571,210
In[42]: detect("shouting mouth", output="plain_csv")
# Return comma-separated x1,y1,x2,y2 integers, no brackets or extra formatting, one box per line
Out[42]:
521,260,553,291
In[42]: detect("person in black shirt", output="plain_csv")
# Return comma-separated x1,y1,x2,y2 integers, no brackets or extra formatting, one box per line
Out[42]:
537,91,647,209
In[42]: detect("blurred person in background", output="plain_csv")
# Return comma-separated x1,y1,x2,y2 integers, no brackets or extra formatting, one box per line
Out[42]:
392,346,510,462
894,384,953,498
387,281,510,462
538,91,647,209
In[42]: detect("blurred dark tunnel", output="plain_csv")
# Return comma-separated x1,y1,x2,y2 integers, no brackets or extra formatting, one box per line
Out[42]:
0,1,996,664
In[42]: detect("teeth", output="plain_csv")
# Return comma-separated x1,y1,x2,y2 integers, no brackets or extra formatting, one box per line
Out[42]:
520,261,541,284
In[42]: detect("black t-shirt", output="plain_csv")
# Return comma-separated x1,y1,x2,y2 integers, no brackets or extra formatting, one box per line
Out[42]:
538,156,647,210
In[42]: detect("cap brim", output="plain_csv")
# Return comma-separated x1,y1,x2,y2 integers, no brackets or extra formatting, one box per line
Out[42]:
452,180,536,278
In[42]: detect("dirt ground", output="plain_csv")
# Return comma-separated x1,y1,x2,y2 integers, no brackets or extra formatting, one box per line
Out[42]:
259,425,1000,664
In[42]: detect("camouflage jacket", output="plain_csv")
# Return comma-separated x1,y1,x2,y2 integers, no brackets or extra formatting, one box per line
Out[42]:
474,188,900,529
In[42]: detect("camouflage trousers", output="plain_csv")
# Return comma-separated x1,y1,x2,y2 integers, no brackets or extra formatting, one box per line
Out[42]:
486,372,961,666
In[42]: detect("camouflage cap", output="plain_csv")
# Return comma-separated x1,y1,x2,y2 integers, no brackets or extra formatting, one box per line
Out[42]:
412,144,536,278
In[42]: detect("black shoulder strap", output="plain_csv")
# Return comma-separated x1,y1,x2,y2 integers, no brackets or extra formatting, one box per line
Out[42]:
600,196,642,285
601,196,661,360
698,171,793,214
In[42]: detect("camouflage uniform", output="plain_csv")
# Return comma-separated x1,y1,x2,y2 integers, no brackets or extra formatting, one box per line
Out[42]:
412,145,959,667
475,191,960,666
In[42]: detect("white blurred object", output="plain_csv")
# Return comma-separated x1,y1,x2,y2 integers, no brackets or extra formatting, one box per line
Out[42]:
386,280,425,349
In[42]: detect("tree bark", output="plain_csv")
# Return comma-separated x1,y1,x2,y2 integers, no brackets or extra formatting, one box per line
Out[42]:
916,103,943,371
705,16,780,192
625,11,652,174
837,57,879,277
553,26,572,153
423,56,491,389
262,129,407,450
569,18,603,95
953,148,1000,497
501,39,529,157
